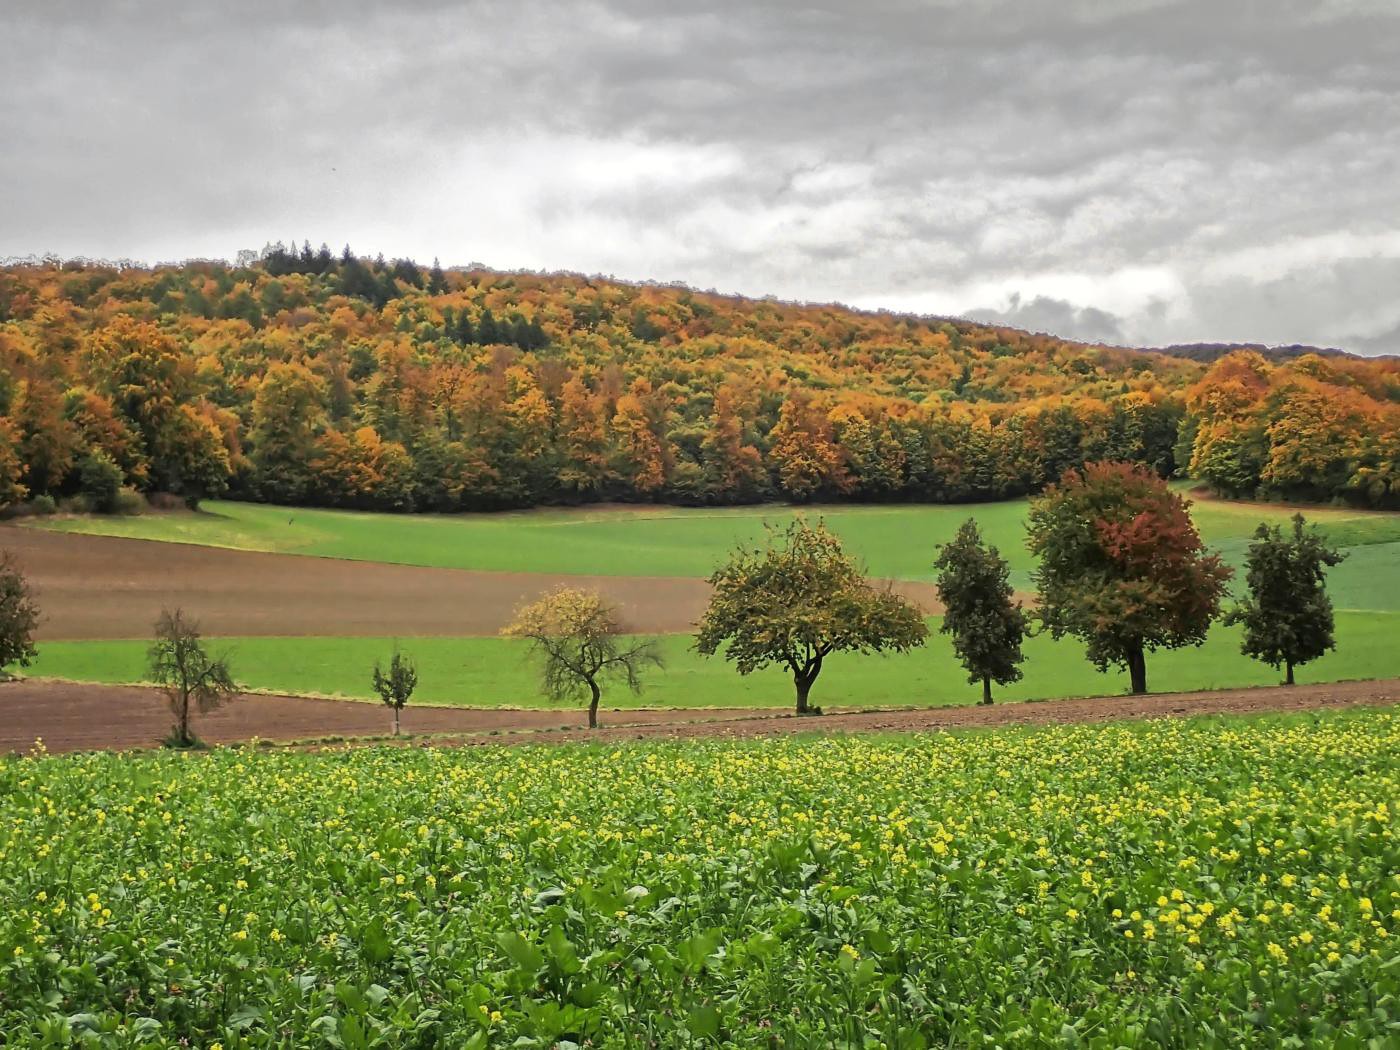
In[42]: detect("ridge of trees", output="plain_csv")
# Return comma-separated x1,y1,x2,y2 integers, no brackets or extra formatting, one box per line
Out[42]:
2,248,1397,513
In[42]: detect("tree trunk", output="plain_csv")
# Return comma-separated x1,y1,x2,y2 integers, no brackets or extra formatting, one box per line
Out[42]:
587,679,601,729
393,706,400,736
795,674,812,714
177,689,191,746
793,656,823,715
1126,646,1148,695
982,676,993,705
1285,661,1295,686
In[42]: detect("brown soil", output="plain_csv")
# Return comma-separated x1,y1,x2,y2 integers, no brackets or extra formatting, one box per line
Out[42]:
1,528,952,640
3,527,714,639
0,679,770,753
3,676,1395,755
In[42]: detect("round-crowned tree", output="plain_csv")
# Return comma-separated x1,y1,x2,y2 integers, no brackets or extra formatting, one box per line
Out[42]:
696,519,927,714
1028,462,1231,695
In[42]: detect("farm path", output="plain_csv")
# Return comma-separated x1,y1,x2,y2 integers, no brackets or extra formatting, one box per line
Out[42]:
3,676,1395,754
1,527,948,640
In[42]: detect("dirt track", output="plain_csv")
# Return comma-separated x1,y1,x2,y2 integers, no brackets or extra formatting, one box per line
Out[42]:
1,528,948,640
3,677,1396,755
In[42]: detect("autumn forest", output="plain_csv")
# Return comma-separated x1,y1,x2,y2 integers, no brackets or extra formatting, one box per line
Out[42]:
2,244,1398,515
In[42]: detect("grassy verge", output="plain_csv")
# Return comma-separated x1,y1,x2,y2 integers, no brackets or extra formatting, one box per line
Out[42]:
27,610,1400,709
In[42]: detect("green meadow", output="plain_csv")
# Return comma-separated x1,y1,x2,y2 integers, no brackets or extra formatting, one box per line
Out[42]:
27,611,1400,710
28,489,1400,599
24,490,1400,706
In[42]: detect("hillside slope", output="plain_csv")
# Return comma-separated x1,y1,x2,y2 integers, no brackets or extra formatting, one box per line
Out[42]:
1,249,1396,511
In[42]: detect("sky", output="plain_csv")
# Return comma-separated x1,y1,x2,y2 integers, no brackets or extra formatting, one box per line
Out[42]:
3,0,1399,354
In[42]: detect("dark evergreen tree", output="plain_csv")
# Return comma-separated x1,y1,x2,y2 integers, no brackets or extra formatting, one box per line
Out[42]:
373,270,399,308
391,258,423,288
428,257,447,295
337,251,375,300
522,316,548,350
477,307,499,345
934,519,1028,703
1226,514,1345,684
455,309,475,346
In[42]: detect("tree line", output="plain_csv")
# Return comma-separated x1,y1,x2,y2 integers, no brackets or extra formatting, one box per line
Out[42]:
6,255,1395,516
0,463,1348,741
4,253,1200,516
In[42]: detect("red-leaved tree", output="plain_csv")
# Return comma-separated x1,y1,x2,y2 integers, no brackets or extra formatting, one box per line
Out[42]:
1028,462,1231,694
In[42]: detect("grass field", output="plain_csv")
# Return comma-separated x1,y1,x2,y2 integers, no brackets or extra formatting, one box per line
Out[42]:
23,491,1400,708
3,707,1395,1045
27,611,1400,709
29,491,1400,597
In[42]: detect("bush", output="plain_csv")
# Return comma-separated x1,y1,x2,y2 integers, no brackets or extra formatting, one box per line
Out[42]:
75,451,123,513
146,492,188,511
58,494,92,515
113,486,146,515
28,494,57,516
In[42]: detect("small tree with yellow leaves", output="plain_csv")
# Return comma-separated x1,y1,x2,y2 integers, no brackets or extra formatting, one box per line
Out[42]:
504,588,662,729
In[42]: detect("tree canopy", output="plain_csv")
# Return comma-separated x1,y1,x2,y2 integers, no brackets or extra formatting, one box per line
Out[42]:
1226,514,1345,684
696,520,927,713
0,552,39,674
504,588,661,728
934,519,1028,704
0,254,1211,516
148,608,238,747
1028,462,1231,695
7,255,1394,515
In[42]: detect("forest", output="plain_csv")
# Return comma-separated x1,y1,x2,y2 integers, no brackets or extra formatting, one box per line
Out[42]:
1,244,1397,513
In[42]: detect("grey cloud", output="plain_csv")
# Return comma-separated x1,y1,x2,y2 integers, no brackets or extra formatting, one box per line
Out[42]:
2,1,1399,353
968,295,1127,347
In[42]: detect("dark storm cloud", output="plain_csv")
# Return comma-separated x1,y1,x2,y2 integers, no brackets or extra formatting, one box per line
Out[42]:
3,0,1399,353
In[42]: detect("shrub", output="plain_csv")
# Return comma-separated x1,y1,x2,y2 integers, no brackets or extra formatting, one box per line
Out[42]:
113,486,146,515
58,493,92,515
75,450,124,513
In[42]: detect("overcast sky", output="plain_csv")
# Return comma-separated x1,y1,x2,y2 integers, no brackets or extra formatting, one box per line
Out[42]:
4,1,1399,353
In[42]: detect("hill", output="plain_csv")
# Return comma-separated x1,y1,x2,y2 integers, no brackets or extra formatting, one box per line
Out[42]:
1145,342,1355,363
1,247,1397,511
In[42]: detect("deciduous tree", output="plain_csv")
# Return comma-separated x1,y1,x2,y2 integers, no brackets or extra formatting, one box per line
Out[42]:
1226,514,1345,684
934,519,1027,704
504,588,662,728
768,394,850,501
371,649,418,735
1028,462,1231,694
250,362,328,504
0,421,27,510
696,520,927,713
0,552,39,675
148,609,237,748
